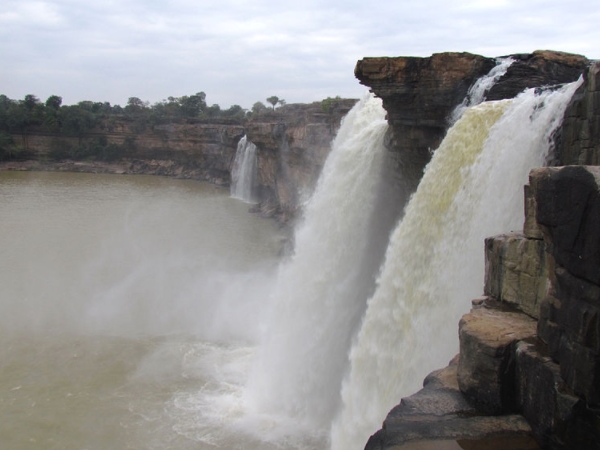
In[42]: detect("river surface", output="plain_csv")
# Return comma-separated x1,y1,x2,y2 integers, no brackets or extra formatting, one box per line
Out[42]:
0,171,289,450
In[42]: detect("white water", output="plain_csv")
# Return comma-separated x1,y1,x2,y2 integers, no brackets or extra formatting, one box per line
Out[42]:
331,79,582,450
231,135,258,203
449,57,514,124
244,93,390,442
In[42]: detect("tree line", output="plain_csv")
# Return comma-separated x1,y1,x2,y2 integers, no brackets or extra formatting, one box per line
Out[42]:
0,92,290,161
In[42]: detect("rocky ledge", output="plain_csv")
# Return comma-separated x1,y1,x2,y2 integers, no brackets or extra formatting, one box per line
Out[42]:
355,51,589,192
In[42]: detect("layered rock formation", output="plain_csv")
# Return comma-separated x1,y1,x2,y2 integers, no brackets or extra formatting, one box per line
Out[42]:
355,51,589,192
4,99,355,222
245,99,356,221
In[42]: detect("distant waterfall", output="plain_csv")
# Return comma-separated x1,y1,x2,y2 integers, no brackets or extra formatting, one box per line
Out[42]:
231,136,258,203
246,93,390,437
330,79,582,450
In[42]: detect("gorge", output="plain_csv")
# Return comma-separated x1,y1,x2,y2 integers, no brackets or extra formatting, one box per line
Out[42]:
1,50,599,450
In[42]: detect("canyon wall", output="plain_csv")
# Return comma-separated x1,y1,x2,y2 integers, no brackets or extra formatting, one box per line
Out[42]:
5,99,355,222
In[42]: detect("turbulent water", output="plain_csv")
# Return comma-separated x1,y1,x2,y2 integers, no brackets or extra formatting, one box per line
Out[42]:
245,93,391,442
231,135,258,203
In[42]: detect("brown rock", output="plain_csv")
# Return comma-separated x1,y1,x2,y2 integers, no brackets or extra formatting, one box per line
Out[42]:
484,233,549,318
365,359,536,450
457,302,537,414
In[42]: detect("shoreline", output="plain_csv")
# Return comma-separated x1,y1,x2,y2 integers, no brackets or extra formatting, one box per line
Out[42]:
0,159,231,186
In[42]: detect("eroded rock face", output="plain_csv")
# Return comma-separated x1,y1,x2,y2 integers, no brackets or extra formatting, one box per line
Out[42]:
355,51,589,194
485,51,589,102
355,52,494,191
530,166,600,411
555,61,600,165
245,99,356,221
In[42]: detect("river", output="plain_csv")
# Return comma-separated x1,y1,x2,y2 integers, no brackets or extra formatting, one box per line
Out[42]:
0,171,289,450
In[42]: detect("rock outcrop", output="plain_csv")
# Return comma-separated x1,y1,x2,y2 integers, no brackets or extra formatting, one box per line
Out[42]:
245,99,356,221
355,51,589,193
554,61,600,165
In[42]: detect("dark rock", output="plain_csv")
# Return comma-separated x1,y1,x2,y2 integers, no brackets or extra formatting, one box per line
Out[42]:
365,359,536,450
486,51,589,102
355,52,494,191
552,61,600,165
530,165,600,286
515,339,599,450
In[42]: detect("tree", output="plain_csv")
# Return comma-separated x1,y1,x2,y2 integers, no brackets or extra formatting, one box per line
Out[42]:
252,101,268,115
266,96,279,110
22,94,40,111
179,91,206,117
45,95,62,111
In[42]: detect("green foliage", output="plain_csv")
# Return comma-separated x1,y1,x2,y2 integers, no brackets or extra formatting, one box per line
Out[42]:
251,101,268,115
0,131,25,160
58,105,98,136
321,96,342,113
45,95,62,110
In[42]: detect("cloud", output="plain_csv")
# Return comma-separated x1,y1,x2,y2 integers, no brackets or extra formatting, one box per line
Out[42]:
0,0,598,108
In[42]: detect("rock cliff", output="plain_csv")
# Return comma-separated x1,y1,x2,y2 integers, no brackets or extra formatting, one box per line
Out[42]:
4,99,355,223
355,51,589,192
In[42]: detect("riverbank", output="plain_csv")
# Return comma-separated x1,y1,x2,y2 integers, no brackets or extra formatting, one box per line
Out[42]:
0,159,230,184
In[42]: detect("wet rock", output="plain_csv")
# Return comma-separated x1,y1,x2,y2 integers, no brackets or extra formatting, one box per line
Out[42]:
365,358,537,450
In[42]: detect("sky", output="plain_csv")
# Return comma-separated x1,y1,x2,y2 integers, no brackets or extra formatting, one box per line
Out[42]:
1,0,599,110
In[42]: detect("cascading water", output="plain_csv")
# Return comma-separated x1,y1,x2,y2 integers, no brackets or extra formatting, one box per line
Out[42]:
244,93,392,442
330,79,582,450
449,57,514,124
231,135,258,203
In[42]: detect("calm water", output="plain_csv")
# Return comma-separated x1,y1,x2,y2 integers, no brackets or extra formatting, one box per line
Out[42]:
0,171,289,450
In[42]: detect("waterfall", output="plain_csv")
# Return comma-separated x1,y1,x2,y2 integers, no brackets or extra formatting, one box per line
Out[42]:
245,93,391,439
231,135,258,203
449,57,514,124
330,79,582,450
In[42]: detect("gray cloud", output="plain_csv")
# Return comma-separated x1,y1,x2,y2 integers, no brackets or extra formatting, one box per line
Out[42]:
1,0,598,108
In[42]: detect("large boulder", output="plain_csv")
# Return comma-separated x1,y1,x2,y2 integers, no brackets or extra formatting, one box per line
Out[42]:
457,299,537,414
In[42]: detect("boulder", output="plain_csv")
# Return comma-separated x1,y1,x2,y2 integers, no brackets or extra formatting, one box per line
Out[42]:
365,358,537,450
457,300,537,414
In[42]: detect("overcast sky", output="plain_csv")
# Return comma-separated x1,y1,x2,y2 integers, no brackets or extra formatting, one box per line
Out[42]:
1,0,598,109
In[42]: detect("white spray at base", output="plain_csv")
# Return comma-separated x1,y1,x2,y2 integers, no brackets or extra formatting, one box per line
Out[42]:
330,79,583,450
231,135,258,203
244,93,389,442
